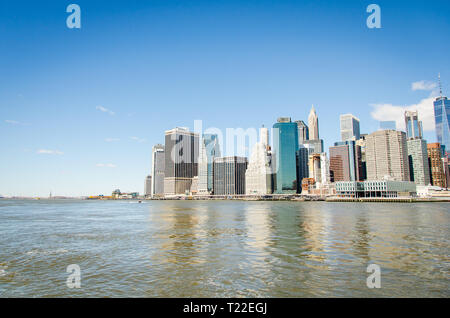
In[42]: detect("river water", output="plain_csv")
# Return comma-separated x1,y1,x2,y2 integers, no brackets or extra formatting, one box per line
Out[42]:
0,199,448,297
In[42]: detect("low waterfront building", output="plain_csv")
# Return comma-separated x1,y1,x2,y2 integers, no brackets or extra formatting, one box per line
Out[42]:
335,180,416,198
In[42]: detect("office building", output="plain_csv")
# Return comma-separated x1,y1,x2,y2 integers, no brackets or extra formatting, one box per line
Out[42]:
295,120,309,144
405,110,423,139
428,142,446,188
273,118,298,193
213,156,248,195
164,127,199,196
144,175,152,197
340,114,360,141
330,141,363,182
365,130,410,181
198,134,221,194
151,144,165,197
246,127,273,195
308,105,319,140
296,146,309,193
434,74,450,155
309,153,322,184
379,121,396,130
407,139,431,185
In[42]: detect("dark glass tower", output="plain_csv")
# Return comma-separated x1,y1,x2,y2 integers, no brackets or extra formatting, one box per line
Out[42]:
273,118,298,193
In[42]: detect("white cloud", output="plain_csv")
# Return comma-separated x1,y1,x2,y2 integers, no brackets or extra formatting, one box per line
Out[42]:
370,96,436,131
37,149,64,155
96,106,115,115
96,163,117,168
130,136,146,143
105,138,120,142
411,80,437,91
5,120,20,125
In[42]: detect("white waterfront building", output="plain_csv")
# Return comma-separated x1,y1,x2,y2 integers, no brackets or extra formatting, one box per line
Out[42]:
245,127,273,195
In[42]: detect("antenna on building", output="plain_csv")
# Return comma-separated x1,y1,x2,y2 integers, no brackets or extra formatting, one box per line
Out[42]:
439,73,443,97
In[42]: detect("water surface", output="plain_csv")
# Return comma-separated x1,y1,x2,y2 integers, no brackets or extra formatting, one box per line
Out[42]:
0,199,449,297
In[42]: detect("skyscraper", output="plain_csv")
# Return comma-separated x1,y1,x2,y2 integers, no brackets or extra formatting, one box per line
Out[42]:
427,143,446,188
213,156,247,195
273,118,298,193
434,74,450,155
407,139,431,185
329,141,362,182
308,105,319,140
340,114,360,141
295,120,309,144
246,127,273,195
151,144,165,197
296,146,309,193
365,130,410,181
144,175,152,197
404,111,430,186
164,127,199,196
405,110,423,139
198,134,221,194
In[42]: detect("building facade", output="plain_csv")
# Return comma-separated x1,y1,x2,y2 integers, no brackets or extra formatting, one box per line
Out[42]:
246,127,273,195
296,146,309,193
295,120,309,144
335,180,416,198
213,156,248,195
365,130,410,181
164,128,199,196
427,142,446,188
407,138,431,186
144,175,152,197
151,144,165,197
308,105,319,140
405,110,423,140
434,75,450,155
198,134,221,194
340,114,360,141
273,118,299,193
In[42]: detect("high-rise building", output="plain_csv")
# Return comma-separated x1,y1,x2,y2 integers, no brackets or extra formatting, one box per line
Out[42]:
164,127,199,196
295,120,309,144
246,127,273,195
308,105,319,140
320,153,330,185
356,134,368,180
340,114,360,141
273,118,298,193
379,121,396,131
434,74,450,155
198,134,221,194
213,156,247,195
427,143,446,188
405,110,423,139
329,141,362,182
151,144,165,197
365,130,410,181
144,175,152,197
404,111,430,186
296,146,309,193
308,153,321,184
407,139,431,185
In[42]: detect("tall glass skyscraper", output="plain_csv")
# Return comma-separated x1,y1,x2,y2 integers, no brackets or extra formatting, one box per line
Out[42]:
273,118,298,193
405,110,423,139
198,134,221,194
434,95,450,156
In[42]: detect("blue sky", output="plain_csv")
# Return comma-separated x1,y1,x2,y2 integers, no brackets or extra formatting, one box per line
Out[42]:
1,0,449,197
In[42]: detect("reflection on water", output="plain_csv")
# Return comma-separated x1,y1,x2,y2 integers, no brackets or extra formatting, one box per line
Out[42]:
0,200,449,297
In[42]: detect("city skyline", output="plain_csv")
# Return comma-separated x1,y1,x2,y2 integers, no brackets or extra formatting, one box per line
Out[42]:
1,0,450,196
